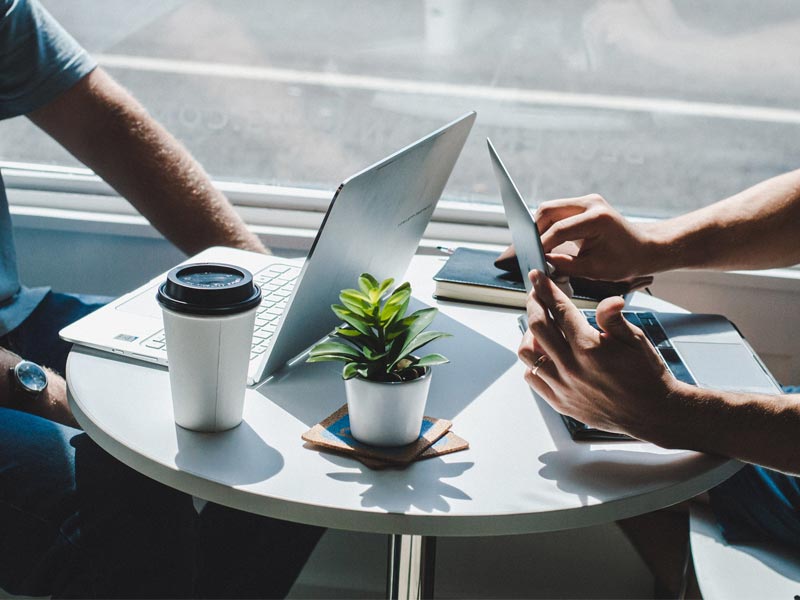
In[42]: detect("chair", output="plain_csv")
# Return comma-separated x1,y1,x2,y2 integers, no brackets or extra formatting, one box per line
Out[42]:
690,503,800,599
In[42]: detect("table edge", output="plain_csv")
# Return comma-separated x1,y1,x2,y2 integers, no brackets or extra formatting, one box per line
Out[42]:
69,378,741,537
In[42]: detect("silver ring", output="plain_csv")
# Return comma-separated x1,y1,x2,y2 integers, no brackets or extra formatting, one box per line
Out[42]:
531,355,550,377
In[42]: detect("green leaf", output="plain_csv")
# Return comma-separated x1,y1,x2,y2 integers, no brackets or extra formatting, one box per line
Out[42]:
358,273,379,295
342,362,370,380
339,289,371,316
386,314,418,339
332,304,372,337
342,362,359,379
339,300,367,319
307,354,350,363
388,281,411,299
414,353,450,367
334,326,362,337
376,277,394,298
403,307,437,336
407,331,451,353
381,335,407,369
308,341,362,360
380,285,411,325
333,327,382,355
389,307,437,348
380,303,405,327
362,345,389,362
393,331,452,367
366,276,394,304
340,288,371,304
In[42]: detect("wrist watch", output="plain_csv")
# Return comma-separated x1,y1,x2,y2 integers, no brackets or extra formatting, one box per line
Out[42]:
9,360,48,402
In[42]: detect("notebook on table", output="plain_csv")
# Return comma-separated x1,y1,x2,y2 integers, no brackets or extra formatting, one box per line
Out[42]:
433,247,634,309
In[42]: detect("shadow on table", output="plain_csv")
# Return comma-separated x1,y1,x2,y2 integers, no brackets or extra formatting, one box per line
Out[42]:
321,452,474,513
174,421,284,485
258,297,517,427
536,447,716,506
529,385,727,506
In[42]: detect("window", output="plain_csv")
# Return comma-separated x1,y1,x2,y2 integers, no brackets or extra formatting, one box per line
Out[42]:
2,0,799,219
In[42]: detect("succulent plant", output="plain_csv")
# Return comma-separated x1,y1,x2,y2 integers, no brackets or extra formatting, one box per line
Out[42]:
307,273,450,382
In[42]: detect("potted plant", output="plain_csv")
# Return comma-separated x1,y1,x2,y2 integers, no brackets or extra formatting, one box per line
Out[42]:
307,273,450,446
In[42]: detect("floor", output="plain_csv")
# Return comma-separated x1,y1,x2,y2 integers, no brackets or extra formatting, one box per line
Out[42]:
289,522,653,598
0,521,652,599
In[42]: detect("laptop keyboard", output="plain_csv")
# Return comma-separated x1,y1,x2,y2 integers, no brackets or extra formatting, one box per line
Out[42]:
142,263,301,362
581,310,697,385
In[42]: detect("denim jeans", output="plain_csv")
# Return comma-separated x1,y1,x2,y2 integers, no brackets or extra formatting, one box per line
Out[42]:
0,291,111,376
708,385,800,551
0,292,323,598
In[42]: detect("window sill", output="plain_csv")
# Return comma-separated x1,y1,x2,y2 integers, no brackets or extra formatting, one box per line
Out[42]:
10,195,800,286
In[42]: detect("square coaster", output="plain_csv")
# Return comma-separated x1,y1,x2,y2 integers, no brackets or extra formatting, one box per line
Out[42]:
302,404,451,466
355,431,470,470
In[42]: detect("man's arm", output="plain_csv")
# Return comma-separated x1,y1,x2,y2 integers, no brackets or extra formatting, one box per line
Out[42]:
27,68,267,256
644,168,800,272
668,383,800,475
0,348,74,428
519,271,800,475
499,169,800,281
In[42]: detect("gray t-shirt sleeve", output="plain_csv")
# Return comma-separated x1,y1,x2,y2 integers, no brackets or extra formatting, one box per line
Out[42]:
0,0,97,120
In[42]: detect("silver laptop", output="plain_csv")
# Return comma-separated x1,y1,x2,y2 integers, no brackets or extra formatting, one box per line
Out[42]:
61,112,476,385
487,138,781,436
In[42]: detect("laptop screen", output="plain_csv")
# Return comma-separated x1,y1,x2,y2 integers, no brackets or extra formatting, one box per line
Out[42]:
487,139,548,294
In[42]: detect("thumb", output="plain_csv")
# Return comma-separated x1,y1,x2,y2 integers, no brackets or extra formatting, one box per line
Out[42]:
595,296,638,344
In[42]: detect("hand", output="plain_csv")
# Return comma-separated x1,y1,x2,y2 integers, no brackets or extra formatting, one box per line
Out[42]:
494,241,582,276
535,194,658,280
518,270,679,442
496,194,658,281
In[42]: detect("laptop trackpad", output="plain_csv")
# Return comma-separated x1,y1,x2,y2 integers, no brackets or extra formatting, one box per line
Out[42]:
673,341,779,394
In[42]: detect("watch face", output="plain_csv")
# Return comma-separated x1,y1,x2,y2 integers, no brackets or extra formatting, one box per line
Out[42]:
16,361,47,393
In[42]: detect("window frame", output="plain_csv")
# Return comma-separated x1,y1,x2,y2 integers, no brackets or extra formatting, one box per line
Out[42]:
2,160,512,248
5,159,800,273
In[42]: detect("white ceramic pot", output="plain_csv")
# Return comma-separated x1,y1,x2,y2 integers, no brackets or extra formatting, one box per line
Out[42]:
345,368,432,446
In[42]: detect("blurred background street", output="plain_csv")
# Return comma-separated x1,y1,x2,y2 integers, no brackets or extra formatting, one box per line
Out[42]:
3,0,799,216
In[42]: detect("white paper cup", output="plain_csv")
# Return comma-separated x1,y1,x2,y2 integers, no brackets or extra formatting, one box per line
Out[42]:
156,263,261,432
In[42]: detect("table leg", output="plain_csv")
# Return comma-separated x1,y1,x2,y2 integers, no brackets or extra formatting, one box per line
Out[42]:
386,534,437,599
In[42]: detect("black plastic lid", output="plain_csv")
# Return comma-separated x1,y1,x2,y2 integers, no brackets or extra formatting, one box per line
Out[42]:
156,263,262,316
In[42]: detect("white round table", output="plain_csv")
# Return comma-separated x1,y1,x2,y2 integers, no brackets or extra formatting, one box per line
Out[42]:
67,254,741,599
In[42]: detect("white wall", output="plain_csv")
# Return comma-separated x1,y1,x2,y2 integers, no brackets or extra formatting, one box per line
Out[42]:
14,226,183,297
651,269,800,386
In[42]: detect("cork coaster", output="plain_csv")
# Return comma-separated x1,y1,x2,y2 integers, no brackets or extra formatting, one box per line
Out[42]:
355,431,470,470
302,404,453,467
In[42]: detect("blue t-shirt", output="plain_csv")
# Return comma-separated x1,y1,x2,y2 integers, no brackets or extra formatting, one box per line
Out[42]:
0,0,96,335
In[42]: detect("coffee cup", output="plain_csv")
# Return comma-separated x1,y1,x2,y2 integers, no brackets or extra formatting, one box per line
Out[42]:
156,263,261,432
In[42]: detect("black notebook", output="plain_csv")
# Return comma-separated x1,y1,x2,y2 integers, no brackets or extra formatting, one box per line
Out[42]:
433,247,631,310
